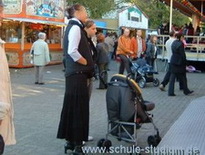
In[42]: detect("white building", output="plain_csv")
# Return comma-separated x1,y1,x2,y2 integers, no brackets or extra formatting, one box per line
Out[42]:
102,4,149,31
118,6,149,30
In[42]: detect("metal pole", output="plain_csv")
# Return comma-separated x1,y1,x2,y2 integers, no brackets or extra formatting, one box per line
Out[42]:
169,0,173,32
21,22,25,51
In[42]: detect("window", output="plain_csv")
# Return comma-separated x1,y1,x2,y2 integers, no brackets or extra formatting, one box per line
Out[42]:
0,20,62,44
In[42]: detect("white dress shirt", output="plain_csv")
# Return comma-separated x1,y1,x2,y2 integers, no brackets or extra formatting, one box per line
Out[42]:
67,18,83,62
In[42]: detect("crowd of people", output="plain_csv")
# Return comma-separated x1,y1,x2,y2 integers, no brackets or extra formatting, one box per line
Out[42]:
158,22,202,44
0,2,196,154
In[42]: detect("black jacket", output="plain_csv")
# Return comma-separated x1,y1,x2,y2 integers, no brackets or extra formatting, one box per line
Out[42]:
170,40,187,73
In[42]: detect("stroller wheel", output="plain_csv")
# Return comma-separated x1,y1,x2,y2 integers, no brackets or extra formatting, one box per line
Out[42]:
97,138,105,147
138,77,146,88
153,78,160,87
102,139,112,152
147,134,161,147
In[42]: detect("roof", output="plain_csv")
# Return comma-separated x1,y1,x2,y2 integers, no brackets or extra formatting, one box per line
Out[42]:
118,5,149,19
160,0,205,21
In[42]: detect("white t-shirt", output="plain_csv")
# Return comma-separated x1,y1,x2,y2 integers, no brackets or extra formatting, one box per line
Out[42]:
165,37,176,63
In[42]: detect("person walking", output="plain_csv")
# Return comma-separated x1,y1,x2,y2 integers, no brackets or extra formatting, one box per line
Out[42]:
168,32,194,96
57,4,95,154
30,32,50,85
131,29,146,59
0,1,16,153
159,31,176,91
96,33,109,89
116,28,133,75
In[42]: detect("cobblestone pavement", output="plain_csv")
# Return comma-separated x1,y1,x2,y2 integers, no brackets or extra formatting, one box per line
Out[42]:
4,60,205,155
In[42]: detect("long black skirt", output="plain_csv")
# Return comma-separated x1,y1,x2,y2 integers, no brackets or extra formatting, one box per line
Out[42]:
57,74,89,142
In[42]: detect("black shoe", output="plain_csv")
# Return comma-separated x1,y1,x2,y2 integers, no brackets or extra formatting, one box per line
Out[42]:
168,94,176,96
64,141,75,154
184,90,194,95
35,82,39,84
73,145,84,155
38,82,45,85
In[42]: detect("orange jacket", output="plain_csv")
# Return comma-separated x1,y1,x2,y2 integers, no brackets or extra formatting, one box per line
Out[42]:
116,36,132,56
130,37,146,58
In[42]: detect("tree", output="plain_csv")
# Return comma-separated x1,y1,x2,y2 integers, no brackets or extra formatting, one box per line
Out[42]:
66,0,116,19
122,0,190,29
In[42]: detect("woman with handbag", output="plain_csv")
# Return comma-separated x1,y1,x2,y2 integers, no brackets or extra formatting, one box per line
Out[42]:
96,33,109,89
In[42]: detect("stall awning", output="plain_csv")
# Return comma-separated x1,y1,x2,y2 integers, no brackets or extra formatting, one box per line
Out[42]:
5,17,66,26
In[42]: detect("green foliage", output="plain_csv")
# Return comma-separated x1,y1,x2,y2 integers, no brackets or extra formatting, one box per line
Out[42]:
66,0,190,28
66,0,116,19
122,0,190,29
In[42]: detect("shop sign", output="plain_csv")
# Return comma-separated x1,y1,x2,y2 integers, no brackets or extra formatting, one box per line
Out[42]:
29,23,44,30
26,0,65,19
3,0,23,14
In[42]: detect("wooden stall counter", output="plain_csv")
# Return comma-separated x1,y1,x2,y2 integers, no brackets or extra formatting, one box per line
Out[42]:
5,43,63,68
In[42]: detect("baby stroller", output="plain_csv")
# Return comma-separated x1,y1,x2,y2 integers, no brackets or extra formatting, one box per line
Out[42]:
97,74,161,152
130,58,160,88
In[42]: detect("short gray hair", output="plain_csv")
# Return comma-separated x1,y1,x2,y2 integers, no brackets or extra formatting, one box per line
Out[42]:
38,32,46,39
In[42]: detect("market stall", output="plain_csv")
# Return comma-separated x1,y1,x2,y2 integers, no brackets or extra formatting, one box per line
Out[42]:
1,0,65,68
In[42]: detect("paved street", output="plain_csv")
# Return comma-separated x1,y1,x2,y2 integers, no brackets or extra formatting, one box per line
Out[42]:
4,60,205,155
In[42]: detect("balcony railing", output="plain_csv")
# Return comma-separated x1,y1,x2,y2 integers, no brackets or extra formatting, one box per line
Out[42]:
156,35,205,62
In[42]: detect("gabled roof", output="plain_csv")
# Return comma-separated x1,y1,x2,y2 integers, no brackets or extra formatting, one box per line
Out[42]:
118,5,149,19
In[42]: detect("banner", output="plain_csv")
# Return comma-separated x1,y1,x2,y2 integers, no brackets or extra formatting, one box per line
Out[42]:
26,0,65,19
3,0,23,14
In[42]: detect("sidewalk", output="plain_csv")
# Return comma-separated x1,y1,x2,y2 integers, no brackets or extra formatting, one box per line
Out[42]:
4,60,205,155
